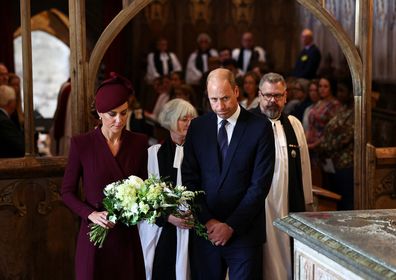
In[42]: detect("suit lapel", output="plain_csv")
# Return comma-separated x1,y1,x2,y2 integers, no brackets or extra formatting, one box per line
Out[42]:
207,113,222,174
218,109,248,188
94,128,125,180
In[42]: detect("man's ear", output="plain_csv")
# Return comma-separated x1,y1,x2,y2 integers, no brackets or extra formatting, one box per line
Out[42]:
234,86,240,98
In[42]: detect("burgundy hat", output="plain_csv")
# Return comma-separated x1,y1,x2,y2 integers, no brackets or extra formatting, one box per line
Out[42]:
95,72,134,113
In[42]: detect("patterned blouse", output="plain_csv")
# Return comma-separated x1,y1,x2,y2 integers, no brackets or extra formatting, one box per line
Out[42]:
320,106,354,169
306,97,341,146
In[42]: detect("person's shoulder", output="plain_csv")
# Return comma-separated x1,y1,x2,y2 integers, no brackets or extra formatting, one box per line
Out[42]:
124,130,149,143
241,107,271,127
0,111,8,122
148,143,161,152
189,112,215,130
232,48,240,55
70,129,97,151
248,106,264,117
189,50,198,56
196,112,215,122
72,129,96,142
209,49,219,55
254,45,265,52
288,114,303,127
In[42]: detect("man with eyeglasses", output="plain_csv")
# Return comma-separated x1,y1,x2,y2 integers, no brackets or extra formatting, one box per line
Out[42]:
251,72,313,280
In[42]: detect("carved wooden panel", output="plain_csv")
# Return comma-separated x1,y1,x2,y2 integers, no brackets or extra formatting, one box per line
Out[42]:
367,145,396,209
0,157,78,279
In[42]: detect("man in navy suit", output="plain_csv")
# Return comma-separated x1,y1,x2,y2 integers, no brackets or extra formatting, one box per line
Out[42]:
292,28,321,79
0,85,24,158
182,68,275,280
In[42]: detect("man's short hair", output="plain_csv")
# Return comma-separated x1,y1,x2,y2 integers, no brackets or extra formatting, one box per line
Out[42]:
207,68,236,89
259,72,287,90
0,85,16,107
197,33,211,44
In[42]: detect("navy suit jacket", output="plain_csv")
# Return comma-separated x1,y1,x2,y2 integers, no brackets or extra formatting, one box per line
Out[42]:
182,107,275,247
293,44,321,79
0,110,24,158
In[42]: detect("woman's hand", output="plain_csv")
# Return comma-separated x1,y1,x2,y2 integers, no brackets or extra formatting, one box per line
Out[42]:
167,214,193,229
88,211,115,229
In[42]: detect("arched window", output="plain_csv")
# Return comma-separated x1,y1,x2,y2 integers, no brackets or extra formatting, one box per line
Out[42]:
14,30,70,118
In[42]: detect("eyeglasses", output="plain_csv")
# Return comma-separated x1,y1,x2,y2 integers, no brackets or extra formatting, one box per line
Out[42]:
259,91,285,101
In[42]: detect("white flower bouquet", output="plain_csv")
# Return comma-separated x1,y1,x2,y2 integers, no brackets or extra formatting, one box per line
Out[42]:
89,175,206,248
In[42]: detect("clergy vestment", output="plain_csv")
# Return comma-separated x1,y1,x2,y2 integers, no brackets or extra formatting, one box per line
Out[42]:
185,48,219,85
139,137,190,280
232,46,266,74
145,51,182,83
251,108,313,280
62,127,148,280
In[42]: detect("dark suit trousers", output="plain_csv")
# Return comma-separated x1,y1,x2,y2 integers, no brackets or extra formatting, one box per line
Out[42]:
190,233,263,280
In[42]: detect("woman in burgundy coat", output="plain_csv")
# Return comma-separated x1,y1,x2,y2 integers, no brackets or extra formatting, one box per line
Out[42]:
62,73,147,280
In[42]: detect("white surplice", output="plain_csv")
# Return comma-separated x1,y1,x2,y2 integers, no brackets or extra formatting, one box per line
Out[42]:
263,115,313,280
138,144,190,280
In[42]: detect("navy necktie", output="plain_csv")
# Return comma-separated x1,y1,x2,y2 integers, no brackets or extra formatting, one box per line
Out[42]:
218,119,229,164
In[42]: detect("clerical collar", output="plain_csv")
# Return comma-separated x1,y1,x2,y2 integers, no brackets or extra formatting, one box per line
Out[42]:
217,105,240,127
269,114,282,124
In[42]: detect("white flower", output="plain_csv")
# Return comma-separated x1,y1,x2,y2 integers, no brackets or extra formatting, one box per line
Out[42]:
126,175,144,188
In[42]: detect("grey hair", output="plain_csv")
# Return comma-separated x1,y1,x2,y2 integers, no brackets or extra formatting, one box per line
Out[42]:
0,85,16,107
158,98,198,132
259,72,287,90
197,33,211,44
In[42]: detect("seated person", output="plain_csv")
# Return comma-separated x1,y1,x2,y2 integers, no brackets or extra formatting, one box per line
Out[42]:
0,85,24,158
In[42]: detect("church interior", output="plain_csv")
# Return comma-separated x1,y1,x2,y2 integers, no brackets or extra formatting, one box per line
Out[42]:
0,0,395,279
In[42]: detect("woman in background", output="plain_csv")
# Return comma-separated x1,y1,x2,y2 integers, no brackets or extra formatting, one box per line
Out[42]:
306,76,340,188
240,71,260,110
62,73,147,280
139,98,198,280
320,79,354,210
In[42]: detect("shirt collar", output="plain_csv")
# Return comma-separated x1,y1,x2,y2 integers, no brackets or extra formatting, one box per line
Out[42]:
217,105,241,126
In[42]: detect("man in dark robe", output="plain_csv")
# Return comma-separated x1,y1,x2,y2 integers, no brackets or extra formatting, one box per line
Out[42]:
250,72,313,280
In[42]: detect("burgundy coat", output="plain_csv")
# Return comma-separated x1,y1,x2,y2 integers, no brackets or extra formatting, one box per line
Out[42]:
62,127,148,280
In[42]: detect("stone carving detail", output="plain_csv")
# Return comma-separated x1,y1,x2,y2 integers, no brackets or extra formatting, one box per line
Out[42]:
298,253,313,279
231,0,255,26
0,181,27,216
189,0,212,25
